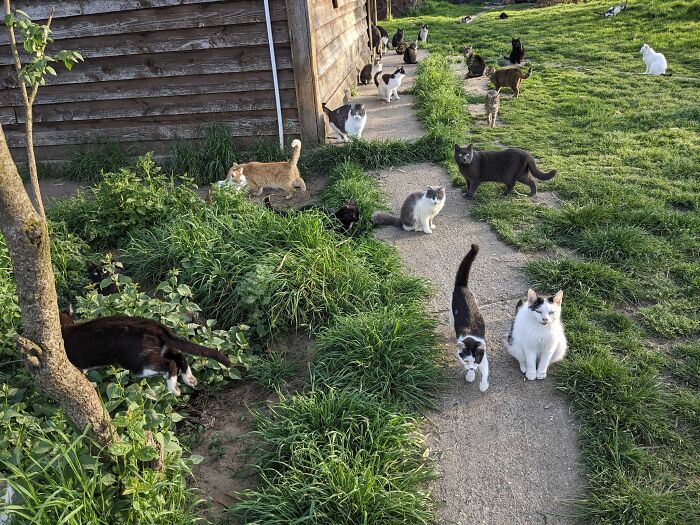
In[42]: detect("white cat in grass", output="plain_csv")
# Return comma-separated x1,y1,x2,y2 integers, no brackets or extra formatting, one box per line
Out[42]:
507,289,567,381
640,44,668,76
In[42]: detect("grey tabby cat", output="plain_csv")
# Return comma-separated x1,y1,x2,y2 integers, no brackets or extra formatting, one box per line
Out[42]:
454,144,556,198
323,103,367,142
485,88,501,127
372,186,446,234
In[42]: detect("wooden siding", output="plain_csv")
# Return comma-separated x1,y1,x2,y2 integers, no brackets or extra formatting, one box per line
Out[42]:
1,0,298,162
313,0,369,110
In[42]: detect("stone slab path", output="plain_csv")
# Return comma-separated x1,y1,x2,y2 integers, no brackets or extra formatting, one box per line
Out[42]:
355,50,585,525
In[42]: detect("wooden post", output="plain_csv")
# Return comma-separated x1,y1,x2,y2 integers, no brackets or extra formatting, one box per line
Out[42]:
286,0,324,145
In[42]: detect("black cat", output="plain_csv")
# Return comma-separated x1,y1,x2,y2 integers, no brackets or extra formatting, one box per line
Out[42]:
263,195,360,234
508,38,525,64
60,309,231,396
391,28,404,49
86,260,122,295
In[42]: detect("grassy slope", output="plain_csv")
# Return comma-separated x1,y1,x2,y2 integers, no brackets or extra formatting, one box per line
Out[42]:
391,1,700,523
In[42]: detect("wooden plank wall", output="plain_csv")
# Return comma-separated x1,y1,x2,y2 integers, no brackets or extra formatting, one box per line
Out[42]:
313,0,369,110
0,0,298,163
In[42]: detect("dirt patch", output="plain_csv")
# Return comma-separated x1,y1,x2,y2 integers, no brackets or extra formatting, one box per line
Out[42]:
187,333,314,520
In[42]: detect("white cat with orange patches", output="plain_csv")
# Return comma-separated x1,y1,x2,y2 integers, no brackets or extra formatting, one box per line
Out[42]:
226,139,307,200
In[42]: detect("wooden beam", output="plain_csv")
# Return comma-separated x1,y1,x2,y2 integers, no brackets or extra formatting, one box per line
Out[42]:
285,0,323,145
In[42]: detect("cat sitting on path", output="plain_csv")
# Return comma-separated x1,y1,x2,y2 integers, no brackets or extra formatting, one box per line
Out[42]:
375,66,406,102
323,103,367,142
372,185,445,234
454,144,556,198
507,289,567,380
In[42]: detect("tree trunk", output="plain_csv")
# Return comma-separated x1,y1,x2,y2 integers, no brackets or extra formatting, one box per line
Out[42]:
23,107,45,219
0,124,114,447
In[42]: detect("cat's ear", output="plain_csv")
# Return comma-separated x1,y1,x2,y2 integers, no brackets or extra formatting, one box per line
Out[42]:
552,290,564,305
466,144,474,152
527,289,537,304
454,144,461,151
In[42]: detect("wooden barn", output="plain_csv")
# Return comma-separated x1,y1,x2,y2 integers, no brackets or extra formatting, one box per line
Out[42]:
0,0,378,164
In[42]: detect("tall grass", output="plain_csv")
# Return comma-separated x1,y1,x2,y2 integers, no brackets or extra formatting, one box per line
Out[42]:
61,140,132,183
313,306,442,410
228,389,435,524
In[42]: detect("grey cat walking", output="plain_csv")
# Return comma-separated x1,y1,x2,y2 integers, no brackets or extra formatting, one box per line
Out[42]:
454,144,556,198
485,89,501,127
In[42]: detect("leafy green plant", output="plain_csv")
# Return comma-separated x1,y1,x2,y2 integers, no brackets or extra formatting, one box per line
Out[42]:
47,153,201,249
229,388,436,524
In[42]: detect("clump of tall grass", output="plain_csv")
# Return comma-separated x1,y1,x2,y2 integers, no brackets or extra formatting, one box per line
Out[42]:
61,140,132,183
313,306,442,410
122,188,429,339
170,122,237,185
229,388,435,524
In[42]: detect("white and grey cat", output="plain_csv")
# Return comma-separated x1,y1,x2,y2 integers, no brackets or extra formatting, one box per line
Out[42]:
375,66,406,102
418,24,428,42
322,103,367,142
507,289,567,380
640,44,668,76
450,244,489,392
371,185,445,234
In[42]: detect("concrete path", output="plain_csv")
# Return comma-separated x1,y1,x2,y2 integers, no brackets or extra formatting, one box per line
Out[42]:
356,49,585,525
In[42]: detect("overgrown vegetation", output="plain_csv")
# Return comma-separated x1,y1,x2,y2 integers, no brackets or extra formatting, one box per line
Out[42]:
406,1,700,522
61,141,132,182
228,389,436,524
0,266,250,523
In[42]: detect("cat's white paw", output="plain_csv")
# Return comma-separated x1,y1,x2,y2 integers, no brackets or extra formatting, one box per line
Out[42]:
182,369,198,387
519,362,527,374
479,381,489,392
423,228,432,234
536,372,547,380
465,370,475,383
525,370,537,381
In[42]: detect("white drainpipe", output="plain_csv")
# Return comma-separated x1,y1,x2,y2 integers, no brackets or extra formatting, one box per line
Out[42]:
263,0,284,150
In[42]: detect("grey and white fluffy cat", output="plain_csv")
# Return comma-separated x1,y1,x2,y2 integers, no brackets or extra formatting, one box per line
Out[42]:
418,24,428,42
372,185,445,234
450,244,489,392
323,103,367,142
454,144,556,198
485,88,501,127
508,289,567,380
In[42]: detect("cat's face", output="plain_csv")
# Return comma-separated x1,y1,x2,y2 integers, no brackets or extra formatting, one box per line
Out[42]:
484,67,497,78
462,46,473,57
421,24,428,30
397,28,404,36
512,38,521,47
486,90,500,102
86,261,107,284
350,104,366,119
394,66,406,77
454,144,474,165
456,337,486,373
60,305,76,326
640,44,651,55
336,202,360,228
524,288,563,325
409,42,417,49
226,164,247,186
425,186,445,203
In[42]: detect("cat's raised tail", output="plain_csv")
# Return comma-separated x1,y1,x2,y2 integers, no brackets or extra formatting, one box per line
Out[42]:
289,139,302,168
455,244,479,287
371,211,402,227
161,326,232,367
528,157,556,180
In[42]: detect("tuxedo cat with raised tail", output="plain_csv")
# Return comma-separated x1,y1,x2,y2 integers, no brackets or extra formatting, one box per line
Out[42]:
450,244,489,392
323,103,367,142
60,308,231,396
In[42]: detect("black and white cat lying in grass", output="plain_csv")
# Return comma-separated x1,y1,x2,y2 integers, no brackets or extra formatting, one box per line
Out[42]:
507,289,567,381
450,244,489,392
322,102,367,142
372,185,445,234
375,66,406,102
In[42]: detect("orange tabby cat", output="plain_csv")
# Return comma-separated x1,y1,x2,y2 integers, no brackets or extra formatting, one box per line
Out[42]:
226,139,306,200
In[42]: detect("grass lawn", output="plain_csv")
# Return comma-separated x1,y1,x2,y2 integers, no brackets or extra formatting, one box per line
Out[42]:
392,1,700,523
